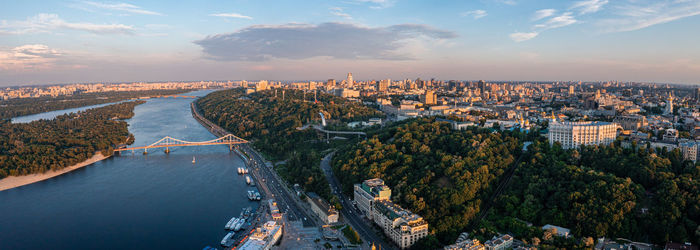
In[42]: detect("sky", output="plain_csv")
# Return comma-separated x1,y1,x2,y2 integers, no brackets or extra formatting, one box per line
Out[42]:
1,0,699,86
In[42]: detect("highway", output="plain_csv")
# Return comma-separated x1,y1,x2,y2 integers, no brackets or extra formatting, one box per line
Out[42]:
320,152,395,250
192,102,316,227
239,145,317,227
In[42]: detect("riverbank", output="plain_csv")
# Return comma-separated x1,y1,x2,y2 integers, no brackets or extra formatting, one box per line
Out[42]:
0,153,109,192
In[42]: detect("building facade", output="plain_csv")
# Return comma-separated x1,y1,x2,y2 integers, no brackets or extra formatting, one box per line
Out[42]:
372,200,429,249
306,192,339,224
353,178,391,220
548,121,618,149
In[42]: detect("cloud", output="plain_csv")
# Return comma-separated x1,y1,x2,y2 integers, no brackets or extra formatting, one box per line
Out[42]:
532,9,556,21
330,7,352,20
461,10,488,19
601,0,700,32
0,44,62,70
193,22,456,61
493,0,517,6
534,12,577,29
80,1,163,15
509,32,538,42
0,13,134,35
354,0,395,9
509,12,576,42
570,0,609,14
209,13,253,20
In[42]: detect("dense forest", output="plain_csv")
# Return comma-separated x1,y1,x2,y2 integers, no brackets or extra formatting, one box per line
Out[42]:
492,139,700,246
0,89,189,120
196,88,382,199
332,118,524,244
0,101,143,178
333,118,700,248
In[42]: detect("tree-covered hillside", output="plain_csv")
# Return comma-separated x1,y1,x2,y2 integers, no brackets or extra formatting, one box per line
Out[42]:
333,118,699,248
196,88,382,199
332,118,524,244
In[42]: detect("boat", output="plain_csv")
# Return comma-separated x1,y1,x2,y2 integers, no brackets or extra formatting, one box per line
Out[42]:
247,190,255,200
255,192,261,201
225,217,236,230
220,232,233,246
245,175,251,185
192,156,196,164
234,218,245,231
243,168,249,174
226,218,240,230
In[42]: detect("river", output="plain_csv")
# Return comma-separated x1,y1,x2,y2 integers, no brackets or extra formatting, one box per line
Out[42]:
11,100,125,123
0,89,258,249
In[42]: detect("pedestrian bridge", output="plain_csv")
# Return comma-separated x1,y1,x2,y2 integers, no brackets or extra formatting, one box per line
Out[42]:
114,134,248,154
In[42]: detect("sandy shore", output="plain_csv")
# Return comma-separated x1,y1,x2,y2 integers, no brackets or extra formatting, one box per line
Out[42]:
0,152,109,192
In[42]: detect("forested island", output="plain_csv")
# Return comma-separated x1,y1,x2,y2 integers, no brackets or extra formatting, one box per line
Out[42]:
332,117,699,248
0,89,189,120
0,101,143,178
196,88,382,200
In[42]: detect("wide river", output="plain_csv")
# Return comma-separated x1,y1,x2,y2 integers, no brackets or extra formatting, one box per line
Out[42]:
0,89,258,249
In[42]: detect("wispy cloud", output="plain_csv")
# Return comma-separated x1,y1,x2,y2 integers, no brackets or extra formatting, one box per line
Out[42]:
601,0,700,32
0,44,62,70
510,11,577,42
79,1,163,15
209,13,253,20
330,7,352,20
0,13,134,35
493,0,517,6
532,9,556,21
570,0,609,15
509,32,538,42
534,12,577,29
354,0,395,9
461,10,488,19
194,22,456,61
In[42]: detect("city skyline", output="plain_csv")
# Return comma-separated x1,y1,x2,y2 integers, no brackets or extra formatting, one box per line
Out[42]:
2,0,700,86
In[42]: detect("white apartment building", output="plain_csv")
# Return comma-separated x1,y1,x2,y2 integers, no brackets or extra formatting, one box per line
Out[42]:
679,141,697,163
353,178,391,220
548,121,618,149
372,200,429,249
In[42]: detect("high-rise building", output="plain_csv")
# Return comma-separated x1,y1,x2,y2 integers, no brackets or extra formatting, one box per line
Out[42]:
664,92,674,115
548,121,618,149
346,73,353,87
377,79,389,92
695,88,700,101
568,85,575,95
327,79,336,88
420,90,437,105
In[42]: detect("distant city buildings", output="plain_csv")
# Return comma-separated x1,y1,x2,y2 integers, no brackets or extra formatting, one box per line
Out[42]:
548,121,618,149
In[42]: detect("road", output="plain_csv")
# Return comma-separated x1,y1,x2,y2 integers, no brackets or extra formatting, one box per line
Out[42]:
192,102,316,227
320,152,394,250
239,145,317,227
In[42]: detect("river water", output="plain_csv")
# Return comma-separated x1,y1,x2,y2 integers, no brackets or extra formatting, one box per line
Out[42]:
11,100,125,123
0,89,257,249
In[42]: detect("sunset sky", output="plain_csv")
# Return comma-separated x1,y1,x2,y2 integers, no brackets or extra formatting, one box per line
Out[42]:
1,0,699,86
